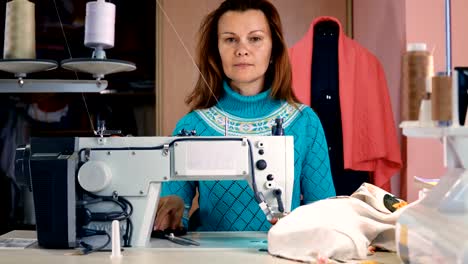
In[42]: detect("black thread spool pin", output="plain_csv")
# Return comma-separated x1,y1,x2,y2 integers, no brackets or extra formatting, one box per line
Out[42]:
271,118,284,136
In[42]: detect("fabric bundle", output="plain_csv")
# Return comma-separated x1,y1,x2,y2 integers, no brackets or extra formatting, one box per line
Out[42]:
268,183,407,263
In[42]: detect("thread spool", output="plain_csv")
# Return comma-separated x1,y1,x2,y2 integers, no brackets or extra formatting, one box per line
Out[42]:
402,43,434,121
432,74,452,125
84,0,116,59
3,0,35,59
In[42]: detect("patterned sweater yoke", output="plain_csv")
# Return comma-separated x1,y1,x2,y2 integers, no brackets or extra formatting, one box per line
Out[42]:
196,102,304,136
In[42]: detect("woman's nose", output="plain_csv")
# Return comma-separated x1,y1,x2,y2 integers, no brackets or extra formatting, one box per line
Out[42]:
236,44,249,56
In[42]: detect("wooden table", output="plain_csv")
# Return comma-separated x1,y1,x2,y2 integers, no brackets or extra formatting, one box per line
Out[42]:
0,230,401,264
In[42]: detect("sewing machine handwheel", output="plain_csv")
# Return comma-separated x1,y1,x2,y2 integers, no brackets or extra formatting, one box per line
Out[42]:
78,160,112,192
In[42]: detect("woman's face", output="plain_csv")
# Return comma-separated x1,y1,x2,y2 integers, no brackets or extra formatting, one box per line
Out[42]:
218,10,272,96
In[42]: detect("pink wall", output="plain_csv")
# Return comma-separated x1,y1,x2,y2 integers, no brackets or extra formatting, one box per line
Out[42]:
406,0,468,72
452,0,468,68
354,0,468,202
353,0,406,196
405,0,468,71
405,1,446,73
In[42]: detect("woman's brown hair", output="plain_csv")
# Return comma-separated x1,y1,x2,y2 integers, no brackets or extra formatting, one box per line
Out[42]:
186,0,298,110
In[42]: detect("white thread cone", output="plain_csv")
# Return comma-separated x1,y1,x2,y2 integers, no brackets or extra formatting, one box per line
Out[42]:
110,220,122,259
418,99,432,127
85,0,115,49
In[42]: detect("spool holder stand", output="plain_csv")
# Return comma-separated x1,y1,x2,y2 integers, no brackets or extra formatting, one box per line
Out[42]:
0,57,135,93
61,56,136,81
0,78,107,93
0,59,108,93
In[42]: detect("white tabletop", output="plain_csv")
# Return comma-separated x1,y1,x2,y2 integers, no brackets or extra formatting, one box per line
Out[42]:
0,230,400,264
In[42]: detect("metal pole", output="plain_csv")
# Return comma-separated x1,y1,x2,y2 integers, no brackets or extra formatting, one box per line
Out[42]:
445,0,452,75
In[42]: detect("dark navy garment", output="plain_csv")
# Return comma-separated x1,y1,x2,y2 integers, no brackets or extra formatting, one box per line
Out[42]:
311,21,369,196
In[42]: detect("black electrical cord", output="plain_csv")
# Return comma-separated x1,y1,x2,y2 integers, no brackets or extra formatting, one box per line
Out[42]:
77,228,111,255
124,218,133,247
117,196,134,247
79,191,133,247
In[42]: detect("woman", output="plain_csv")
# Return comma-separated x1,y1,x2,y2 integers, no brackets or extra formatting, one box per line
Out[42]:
154,0,336,232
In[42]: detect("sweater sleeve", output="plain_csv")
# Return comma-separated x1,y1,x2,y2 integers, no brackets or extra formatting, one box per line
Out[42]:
300,108,336,203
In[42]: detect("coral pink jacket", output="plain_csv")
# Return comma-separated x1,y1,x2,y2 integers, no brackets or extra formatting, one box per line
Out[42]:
288,16,401,190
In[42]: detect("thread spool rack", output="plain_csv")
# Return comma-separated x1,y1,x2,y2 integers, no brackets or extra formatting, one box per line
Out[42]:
0,51,136,93
0,59,108,93
400,121,468,170
0,0,136,93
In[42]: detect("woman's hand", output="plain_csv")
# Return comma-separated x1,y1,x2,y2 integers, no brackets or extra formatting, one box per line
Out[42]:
154,195,185,230
269,218,278,225
269,212,289,225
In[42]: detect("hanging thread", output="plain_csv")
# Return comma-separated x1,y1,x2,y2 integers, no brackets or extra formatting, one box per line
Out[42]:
3,0,35,59
431,74,452,124
401,43,434,121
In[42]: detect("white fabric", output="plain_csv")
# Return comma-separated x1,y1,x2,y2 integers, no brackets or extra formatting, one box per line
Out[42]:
268,184,404,263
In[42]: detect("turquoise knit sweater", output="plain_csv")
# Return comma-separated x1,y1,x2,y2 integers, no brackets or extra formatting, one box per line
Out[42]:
162,82,336,231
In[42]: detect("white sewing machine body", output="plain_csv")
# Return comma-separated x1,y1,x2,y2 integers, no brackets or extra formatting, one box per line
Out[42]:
397,123,468,264
25,136,294,248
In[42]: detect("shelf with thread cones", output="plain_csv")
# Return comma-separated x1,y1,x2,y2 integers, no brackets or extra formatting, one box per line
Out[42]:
400,121,468,138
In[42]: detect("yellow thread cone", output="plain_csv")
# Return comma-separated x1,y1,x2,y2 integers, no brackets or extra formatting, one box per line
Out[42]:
3,0,36,59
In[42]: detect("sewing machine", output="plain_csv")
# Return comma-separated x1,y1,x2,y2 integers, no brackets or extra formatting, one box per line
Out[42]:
19,135,294,249
397,122,468,263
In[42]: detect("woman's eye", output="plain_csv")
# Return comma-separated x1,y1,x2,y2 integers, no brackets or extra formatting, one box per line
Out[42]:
250,36,262,42
225,37,236,43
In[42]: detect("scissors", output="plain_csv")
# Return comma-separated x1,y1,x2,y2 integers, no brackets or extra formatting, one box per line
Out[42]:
151,230,200,246
166,232,200,246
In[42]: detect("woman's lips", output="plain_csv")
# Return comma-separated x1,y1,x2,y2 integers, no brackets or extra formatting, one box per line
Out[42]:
234,63,253,68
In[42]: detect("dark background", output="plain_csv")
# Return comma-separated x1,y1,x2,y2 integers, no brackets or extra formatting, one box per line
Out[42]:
0,0,156,235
